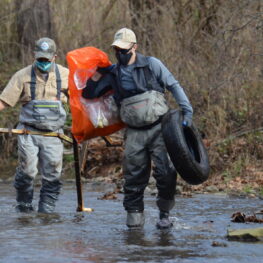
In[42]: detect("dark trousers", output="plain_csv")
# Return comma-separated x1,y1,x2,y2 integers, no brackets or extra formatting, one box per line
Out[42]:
123,123,177,212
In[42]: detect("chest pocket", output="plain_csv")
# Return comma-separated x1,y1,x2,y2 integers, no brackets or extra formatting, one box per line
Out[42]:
18,65,67,131
120,90,169,128
32,101,60,121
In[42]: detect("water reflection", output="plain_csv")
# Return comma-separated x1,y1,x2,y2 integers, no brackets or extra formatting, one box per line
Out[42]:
14,212,62,227
0,185,262,263
72,213,85,223
123,228,176,247
156,229,176,246
123,228,151,246
15,214,36,227
121,228,201,262
62,238,104,263
36,213,62,225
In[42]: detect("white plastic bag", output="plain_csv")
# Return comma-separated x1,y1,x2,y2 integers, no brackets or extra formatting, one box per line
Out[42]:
74,68,97,90
80,94,120,128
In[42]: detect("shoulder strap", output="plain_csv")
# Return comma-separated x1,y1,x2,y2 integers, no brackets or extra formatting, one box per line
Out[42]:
30,66,36,100
142,58,154,90
30,64,62,100
55,64,61,100
142,57,164,93
143,67,152,88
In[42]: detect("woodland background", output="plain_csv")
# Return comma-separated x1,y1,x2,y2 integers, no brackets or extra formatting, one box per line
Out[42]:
0,0,262,195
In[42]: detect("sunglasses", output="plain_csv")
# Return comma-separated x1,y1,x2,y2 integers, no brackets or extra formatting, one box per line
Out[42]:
114,44,134,54
37,58,51,62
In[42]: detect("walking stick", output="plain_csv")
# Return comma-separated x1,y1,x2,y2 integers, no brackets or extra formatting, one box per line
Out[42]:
0,128,73,143
72,134,93,212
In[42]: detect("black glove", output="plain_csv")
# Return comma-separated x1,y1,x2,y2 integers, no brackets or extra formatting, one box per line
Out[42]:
82,78,98,99
97,65,115,74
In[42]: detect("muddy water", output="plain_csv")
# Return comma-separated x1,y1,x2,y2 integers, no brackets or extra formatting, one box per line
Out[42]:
0,183,262,263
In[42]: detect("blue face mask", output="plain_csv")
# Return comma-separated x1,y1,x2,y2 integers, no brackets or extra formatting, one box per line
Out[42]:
35,60,53,72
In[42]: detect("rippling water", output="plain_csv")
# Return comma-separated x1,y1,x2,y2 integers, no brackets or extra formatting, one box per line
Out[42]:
0,183,262,263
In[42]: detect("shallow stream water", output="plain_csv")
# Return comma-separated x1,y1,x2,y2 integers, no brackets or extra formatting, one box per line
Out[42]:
0,183,262,263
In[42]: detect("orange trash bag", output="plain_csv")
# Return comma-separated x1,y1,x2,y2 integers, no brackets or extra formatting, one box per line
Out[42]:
66,46,125,143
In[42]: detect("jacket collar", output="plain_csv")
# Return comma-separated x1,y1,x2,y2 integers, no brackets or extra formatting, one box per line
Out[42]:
111,52,149,74
134,53,149,68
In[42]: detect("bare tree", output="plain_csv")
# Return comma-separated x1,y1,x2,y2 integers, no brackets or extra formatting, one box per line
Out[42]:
15,0,53,63
128,0,165,54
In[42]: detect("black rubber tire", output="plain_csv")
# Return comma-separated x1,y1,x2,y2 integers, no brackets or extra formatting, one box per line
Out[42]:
162,109,210,185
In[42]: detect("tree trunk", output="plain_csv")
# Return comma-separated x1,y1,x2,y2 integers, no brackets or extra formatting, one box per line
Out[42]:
15,0,53,63
128,0,164,54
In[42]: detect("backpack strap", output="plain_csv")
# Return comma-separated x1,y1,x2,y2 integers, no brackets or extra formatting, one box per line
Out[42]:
30,64,62,100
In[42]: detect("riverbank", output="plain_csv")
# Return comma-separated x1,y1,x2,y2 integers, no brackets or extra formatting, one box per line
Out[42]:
0,133,262,198
76,135,263,199
0,160,262,200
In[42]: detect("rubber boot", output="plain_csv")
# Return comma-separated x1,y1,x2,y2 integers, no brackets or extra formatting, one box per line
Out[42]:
156,211,173,229
15,189,34,212
38,179,61,214
14,173,34,213
126,211,145,228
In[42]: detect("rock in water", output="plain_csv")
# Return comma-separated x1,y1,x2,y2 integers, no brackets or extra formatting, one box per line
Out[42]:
227,227,263,242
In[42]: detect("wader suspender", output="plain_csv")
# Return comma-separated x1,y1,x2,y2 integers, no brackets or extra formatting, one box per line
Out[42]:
143,65,154,90
13,65,72,142
115,63,154,98
30,65,62,100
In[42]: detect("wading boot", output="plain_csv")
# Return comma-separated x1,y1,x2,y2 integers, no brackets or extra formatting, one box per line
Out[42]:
14,172,34,213
126,211,145,228
156,211,173,229
38,179,61,214
15,202,34,213
15,190,34,213
38,197,56,213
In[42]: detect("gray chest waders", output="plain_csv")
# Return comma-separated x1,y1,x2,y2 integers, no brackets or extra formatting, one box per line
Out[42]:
117,61,168,128
19,65,67,131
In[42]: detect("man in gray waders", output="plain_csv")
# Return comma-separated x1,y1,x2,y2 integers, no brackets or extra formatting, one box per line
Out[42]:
110,28,193,229
0,38,69,213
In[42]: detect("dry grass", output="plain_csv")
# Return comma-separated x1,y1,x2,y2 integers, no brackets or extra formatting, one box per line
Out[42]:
0,0,262,181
